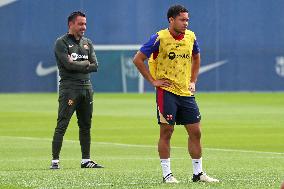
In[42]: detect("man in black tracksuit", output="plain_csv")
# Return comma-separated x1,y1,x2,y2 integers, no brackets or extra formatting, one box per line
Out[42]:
50,11,103,169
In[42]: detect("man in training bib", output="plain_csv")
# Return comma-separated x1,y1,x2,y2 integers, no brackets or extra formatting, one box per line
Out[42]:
133,4,219,183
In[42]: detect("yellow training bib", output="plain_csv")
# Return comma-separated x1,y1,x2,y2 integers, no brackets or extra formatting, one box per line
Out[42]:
148,29,196,96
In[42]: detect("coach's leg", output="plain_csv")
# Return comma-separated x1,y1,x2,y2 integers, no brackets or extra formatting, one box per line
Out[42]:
52,89,77,160
76,89,93,160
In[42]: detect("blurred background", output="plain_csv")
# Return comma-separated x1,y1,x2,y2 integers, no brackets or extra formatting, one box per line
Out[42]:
0,0,284,93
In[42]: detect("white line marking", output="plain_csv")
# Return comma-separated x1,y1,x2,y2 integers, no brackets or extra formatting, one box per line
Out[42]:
203,147,284,155
1,136,284,155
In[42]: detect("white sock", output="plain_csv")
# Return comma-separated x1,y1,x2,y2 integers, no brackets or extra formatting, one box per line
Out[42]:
192,158,203,175
81,159,91,164
52,159,59,163
160,158,172,179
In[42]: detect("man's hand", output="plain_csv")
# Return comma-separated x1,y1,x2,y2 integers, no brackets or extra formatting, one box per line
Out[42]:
151,79,172,87
67,55,73,63
189,82,196,93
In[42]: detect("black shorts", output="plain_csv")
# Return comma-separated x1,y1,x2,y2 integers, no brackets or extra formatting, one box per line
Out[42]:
156,88,201,125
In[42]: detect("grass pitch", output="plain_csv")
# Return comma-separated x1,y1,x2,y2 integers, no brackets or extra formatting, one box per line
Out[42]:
0,92,284,189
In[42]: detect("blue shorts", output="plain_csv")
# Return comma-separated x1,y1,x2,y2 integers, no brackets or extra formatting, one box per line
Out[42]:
156,88,201,125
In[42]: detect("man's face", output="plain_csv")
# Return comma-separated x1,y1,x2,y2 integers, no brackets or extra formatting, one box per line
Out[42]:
69,16,86,38
171,12,189,34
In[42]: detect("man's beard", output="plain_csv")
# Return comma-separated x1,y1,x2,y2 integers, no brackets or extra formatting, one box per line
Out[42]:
174,28,185,34
78,31,85,36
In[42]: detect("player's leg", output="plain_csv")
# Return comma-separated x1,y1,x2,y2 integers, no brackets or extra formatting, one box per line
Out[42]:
51,88,78,169
184,123,218,182
184,122,202,172
184,121,202,159
76,89,103,168
180,96,219,182
156,88,179,183
158,123,174,159
159,123,178,183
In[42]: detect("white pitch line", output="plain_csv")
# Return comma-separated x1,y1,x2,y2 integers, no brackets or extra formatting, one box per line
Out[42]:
95,142,284,156
203,147,284,155
95,141,183,149
1,136,284,156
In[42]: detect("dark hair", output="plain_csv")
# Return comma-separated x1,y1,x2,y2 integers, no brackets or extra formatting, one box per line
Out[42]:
68,11,86,24
167,5,188,22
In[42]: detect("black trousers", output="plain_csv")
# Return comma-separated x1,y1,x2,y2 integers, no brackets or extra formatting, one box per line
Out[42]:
52,88,93,160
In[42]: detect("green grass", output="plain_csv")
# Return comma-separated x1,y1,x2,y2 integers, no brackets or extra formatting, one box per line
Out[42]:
0,92,284,189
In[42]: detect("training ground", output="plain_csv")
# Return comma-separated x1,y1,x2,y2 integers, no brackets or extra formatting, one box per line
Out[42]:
0,93,283,189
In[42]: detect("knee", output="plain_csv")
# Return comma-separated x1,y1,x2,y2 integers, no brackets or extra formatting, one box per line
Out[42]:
79,124,91,135
190,130,201,141
78,120,91,129
160,128,174,140
55,122,69,135
56,116,71,131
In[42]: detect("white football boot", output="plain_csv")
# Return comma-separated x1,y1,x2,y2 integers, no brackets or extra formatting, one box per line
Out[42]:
163,173,180,183
192,172,219,182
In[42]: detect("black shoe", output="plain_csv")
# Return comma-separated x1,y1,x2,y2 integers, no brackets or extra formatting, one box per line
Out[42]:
192,172,202,182
81,160,104,168
192,172,219,182
50,162,60,169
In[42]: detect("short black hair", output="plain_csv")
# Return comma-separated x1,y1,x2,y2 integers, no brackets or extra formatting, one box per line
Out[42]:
167,5,188,22
68,11,86,24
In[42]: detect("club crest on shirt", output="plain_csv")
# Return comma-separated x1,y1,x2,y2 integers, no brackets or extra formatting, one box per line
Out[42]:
166,114,173,120
68,99,74,106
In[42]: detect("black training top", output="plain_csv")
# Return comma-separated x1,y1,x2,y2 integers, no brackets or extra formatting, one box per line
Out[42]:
54,33,98,89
